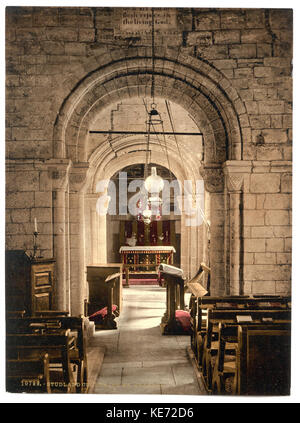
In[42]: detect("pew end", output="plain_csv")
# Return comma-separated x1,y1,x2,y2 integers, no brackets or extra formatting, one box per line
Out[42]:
6,353,51,393
237,324,291,396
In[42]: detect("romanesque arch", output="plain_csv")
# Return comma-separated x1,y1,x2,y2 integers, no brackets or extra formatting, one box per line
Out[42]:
50,47,249,314
53,47,246,163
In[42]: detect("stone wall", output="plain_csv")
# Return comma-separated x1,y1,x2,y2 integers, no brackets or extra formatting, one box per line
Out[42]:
5,7,293,300
243,161,292,294
5,7,292,160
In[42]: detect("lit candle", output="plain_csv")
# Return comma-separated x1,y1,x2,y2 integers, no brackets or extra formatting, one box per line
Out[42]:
34,217,38,233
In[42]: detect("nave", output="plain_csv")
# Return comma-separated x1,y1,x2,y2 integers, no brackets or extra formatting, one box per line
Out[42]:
89,285,205,395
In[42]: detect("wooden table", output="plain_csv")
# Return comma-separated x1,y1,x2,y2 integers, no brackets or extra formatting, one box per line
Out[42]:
119,246,176,286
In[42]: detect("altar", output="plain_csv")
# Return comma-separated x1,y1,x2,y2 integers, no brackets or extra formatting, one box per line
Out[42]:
119,246,176,286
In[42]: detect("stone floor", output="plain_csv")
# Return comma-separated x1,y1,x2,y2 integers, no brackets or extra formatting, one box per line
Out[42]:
88,285,207,395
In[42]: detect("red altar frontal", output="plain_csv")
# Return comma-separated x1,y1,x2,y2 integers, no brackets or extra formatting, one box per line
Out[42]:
119,246,176,286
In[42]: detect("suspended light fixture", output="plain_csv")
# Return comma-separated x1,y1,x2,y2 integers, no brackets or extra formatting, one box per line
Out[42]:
137,8,164,225
145,164,164,194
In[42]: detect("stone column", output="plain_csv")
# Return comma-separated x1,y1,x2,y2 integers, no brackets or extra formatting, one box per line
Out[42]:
82,194,98,266
201,164,224,296
180,191,204,280
90,196,100,264
223,161,252,295
69,162,89,316
65,186,71,312
179,196,189,278
86,194,107,264
46,159,72,311
98,214,107,263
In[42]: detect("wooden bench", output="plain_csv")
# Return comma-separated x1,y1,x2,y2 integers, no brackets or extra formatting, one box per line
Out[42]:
191,296,250,356
191,295,291,357
34,310,70,317
199,308,291,392
236,323,291,395
187,264,209,349
6,353,51,393
6,330,76,393
211,321,291,395
6,310,27,319
210,322,291,395
7,315,88,393
211,323,239,395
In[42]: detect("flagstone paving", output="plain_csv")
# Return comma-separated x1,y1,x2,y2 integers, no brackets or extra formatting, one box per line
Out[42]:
89,285,206,396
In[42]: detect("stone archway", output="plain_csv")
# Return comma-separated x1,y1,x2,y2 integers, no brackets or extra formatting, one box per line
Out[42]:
51,47,249,314
85,139,204,280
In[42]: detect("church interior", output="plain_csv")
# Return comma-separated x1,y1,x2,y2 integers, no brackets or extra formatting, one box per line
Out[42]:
5,6,293,397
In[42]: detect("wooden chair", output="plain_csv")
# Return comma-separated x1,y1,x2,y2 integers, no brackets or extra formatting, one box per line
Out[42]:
6,353,51,393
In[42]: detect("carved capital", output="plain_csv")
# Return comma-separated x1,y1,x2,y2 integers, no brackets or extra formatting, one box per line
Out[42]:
200,164,224,193
226,174,244,193
223,160,251,193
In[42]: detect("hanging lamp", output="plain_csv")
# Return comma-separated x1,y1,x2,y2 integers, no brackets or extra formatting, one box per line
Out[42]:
139,8,164,224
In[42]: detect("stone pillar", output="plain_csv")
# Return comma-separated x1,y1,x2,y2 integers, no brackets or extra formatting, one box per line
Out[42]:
180,198,189,278
202,164,224,296
98,214,107,263
180,190,205,280
65,187,71,312
46,159,72,311
69,163,89,316
82,194,98,266
223,161,252,295
90,197,99,263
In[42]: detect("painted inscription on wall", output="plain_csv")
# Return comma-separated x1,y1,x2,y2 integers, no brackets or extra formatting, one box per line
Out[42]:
115,8,177,36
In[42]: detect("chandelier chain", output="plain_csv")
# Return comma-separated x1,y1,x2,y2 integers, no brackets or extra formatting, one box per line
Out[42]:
151,7,155,102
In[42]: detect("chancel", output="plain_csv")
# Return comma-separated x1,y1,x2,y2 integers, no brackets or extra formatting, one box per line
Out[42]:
5,6,292,396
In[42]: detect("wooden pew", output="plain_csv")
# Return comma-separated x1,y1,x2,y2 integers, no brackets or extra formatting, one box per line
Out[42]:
7,315,88,393
211,323,238,395
6,310,26,319
237,323,291,395
187,264,209,351
34,310,70,317
191,295,291,362
200,308,291,392
191,296,251,365
6,330,76,393
211,322,291,396
6,353,51,393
